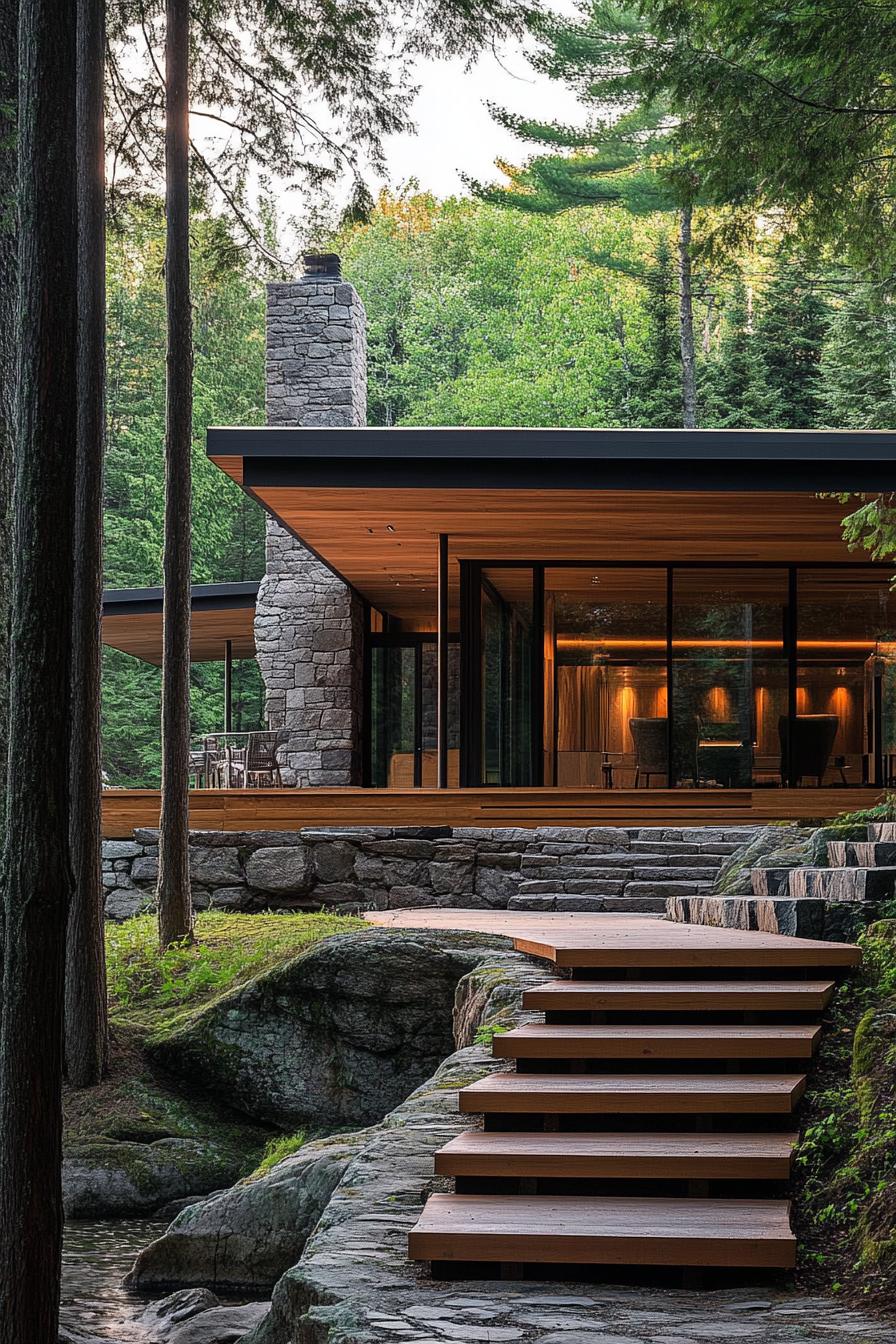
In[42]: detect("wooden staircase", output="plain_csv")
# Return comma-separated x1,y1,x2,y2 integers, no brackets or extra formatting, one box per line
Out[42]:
408,917,859,1277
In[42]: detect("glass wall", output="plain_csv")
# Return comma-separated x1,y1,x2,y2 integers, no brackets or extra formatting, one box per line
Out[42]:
546,569,667,787
671,569,788,788
369,637,459,787
481,569,534,785
798,570,896,786
389,561,896,790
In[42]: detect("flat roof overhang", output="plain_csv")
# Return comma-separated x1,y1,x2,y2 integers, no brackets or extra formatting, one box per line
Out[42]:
207,427,896,624
102,581,258,664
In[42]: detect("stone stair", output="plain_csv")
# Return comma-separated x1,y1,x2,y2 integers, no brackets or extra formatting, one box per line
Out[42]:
508,825,751,915
669,818,895,942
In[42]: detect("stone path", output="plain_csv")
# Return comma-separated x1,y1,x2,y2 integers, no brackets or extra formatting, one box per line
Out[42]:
362,1284,889,1344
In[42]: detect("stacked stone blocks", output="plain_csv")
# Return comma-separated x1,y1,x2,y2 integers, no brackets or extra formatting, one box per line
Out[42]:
256,271,367,786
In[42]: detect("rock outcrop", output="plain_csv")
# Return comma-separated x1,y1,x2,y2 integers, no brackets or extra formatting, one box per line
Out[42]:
128,1132,368,1292
148,929,537,1129
129,930,546,1296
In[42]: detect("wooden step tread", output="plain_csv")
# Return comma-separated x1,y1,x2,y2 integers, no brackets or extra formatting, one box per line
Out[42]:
524,978,836,1012
460,1072,806,1114
435,1130,798,1180
494,1023,821,1060
512,921,861,969
408,1194,796,1269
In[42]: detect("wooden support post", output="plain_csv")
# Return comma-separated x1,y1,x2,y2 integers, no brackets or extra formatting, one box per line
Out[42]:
224,638,233,732
437,533,449,789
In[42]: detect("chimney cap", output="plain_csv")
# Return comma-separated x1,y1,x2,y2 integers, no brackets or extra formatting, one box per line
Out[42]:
302,252,341,279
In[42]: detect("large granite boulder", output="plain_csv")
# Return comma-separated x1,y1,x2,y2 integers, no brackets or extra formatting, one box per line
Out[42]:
148,930,532,1129
128,1132,368,1292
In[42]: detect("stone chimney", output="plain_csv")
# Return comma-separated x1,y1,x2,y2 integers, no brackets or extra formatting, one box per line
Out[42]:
255,254,366,786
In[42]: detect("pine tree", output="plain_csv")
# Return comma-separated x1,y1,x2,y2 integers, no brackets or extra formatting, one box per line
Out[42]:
629,235,681,427
701,279,785,429
471,2,702,426
818,284,896,430
755,256,827,428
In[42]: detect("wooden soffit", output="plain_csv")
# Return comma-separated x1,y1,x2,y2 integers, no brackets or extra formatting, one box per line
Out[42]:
207,427,896,625
102,582,258,664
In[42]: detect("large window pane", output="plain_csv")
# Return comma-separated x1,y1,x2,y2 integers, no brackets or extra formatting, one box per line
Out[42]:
370,644,417,787
798,569,896,785
482,568,533,785
672,569,788,788
547,569,667,788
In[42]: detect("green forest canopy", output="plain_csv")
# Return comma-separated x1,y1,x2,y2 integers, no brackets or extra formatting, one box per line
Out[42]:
102,192,896,785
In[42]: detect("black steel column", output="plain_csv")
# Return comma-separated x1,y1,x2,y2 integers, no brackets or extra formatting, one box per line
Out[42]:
224,638,233,732
786,566,798,787
665,567,674,787
437,533,449,788
459,561,482,787
531,565,545,786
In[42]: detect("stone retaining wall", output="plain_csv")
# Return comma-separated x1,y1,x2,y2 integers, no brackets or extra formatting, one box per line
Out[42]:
101,824,748,921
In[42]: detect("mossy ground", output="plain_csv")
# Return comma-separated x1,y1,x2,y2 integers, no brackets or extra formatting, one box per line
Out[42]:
65,911,366,1160
794,918,896,1310
107,910,366,1033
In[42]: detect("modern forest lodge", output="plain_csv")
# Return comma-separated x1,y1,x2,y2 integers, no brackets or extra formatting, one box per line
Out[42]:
210,423,896,789
101,259,896,833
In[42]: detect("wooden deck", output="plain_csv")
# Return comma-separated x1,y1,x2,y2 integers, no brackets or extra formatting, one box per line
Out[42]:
401,911,859,1277
101,784,884,838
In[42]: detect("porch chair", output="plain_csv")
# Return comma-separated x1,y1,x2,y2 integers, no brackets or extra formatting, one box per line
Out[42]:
228,727,289,788
629,717,669,787
778,714,840,786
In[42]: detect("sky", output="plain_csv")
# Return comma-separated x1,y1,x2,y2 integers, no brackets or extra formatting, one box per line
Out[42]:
373,22,584,199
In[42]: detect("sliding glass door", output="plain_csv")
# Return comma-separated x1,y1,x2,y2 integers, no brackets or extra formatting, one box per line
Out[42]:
369,636,459,787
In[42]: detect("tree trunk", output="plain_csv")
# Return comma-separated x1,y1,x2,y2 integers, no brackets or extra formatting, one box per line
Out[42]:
66,0,108,1087
157,0,194,948
678,204,698,429
0,0,77,1335
0,0,17,887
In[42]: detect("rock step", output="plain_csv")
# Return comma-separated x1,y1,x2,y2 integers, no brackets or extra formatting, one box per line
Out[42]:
828,840,896,868
753,867,896,901
408,1193,796,1269
667,893,874,944
868,822,896,842
519,867,720,890
629,839,743,856
523,852,727,871
508,894,668,914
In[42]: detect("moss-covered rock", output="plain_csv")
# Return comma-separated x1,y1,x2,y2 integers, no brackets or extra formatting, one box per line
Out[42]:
712,824,814,895
147,929,538,1129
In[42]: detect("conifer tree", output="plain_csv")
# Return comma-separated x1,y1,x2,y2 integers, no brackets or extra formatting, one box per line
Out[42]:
818,285,896,430
755,256,827,429
471,4,702,426
700,279,784,428
629,235,681,427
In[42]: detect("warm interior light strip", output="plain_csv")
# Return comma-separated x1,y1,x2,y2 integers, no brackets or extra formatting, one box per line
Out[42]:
555,638,887,651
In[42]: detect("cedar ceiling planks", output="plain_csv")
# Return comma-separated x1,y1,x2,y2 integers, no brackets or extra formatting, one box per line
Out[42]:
241,486,860,623
102,606,256,665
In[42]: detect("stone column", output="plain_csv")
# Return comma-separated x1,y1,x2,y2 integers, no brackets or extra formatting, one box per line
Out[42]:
256,254,366,786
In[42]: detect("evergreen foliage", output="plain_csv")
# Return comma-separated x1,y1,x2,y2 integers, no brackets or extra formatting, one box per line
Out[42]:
700,279,785,429
756,255,827,430
102,205,266,786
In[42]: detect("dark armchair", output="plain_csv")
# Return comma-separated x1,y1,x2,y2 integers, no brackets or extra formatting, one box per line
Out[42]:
629,717,669,788
778,714,839,786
